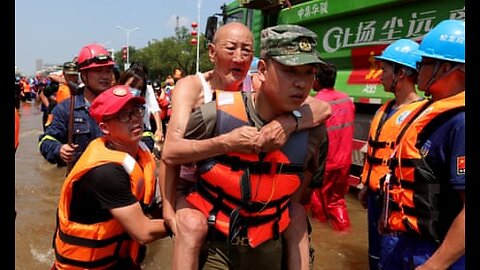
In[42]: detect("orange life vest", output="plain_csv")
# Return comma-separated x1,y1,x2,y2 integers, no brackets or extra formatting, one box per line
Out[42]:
384,91,464,241
186,91,308,248
53,137,157,269
361,99,430,191
55,84,71,104
22,80,31,93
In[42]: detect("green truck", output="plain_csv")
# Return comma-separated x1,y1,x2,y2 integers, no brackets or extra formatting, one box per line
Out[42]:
205,0,465,187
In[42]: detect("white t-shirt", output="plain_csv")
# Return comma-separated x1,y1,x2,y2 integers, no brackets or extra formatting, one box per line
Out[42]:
143,84,161,130
179,72,213,182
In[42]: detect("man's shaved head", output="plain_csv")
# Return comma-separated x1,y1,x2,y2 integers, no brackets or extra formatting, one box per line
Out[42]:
212,22,253,45
207,22,254,91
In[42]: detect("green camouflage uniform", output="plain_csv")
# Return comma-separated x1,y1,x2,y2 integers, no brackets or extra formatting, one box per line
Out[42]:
198,24,326,270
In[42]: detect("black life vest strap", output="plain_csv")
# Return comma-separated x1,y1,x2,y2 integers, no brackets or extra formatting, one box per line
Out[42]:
198,178,290,213
382,100,433,173
241,167,252,203
367,139,395,149
53,208,132,269
226,203,289,236
364,100,397,187
213,155,304,174
367,156,417,167
197,179,290,230
54,247,120,269
207,192,223,226
57,224,131,248
415,106,465,148
393,100,435,149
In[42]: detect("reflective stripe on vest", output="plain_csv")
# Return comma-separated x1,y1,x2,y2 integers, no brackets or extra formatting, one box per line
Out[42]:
316,91,355,169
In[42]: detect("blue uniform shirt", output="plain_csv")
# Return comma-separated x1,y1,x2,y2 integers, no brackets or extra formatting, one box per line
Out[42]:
38,94,102,166
380,110,465,270
420,111,465,190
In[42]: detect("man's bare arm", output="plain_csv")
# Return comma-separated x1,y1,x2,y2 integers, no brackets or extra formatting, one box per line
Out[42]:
110,203,170,245
159,161,180,235
160,74,258,230
161,75,260,166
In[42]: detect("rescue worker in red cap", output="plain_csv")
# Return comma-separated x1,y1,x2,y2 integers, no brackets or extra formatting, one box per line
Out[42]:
52,85,171,270
39,43,115,168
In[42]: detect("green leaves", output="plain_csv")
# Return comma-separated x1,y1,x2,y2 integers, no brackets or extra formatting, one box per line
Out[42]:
116,26,213,83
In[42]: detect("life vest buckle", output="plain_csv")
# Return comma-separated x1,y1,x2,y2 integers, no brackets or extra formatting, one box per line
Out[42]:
381,159,391,166
385,141,394,148
207,213,217,226
230,236,249,246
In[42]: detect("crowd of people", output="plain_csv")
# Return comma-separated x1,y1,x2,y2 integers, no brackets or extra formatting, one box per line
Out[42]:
14,18,465,270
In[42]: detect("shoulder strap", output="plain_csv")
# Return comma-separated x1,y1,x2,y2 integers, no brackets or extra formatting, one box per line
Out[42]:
394,100,434,146
415,106,465,148
372,100,396,142
197,72,212,103
363,100,396,187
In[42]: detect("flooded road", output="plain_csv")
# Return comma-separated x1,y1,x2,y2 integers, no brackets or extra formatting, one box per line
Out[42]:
15,101,368,270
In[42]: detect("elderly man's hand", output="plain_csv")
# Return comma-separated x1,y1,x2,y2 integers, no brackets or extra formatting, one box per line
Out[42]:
257,114,291,153
223,126,261,153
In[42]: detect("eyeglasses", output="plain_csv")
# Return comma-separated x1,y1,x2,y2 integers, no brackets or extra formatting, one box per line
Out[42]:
77,54,113,69
105,106,145,123
416,61,437,70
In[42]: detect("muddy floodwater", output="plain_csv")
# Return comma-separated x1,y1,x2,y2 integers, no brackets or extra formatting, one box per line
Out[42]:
15,101,369,269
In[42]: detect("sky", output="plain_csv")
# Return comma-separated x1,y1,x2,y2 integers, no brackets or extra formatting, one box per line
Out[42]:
15,0,228,75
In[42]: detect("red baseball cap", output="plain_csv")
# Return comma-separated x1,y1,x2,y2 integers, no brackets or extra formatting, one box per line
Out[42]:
89,85,145,124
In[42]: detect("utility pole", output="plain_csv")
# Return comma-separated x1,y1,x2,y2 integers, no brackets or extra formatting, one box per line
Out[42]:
116,26,140,70
196,0,202,73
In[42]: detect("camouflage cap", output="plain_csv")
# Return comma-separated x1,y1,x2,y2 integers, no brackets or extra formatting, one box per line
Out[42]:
63,61,78,75
261,24,325,66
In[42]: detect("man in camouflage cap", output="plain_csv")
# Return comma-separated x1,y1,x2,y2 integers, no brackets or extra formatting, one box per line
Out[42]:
182,24,329,270
56,61,80,103
261,24,326,66
253,24,328,270
45,61,80,104
63,61,78,74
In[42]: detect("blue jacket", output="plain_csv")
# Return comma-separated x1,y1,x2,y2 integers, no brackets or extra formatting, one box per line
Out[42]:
38,94,102,166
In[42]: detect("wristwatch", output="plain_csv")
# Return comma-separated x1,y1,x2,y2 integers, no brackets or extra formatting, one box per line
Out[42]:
291,110,302,132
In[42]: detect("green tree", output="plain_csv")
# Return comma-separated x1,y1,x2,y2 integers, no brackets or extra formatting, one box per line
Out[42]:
119,26,213,83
